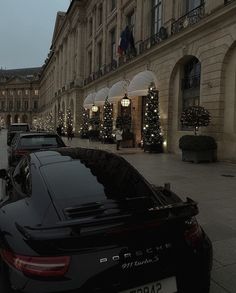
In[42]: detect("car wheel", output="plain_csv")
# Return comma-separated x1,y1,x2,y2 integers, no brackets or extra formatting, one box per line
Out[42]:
0,258,16,293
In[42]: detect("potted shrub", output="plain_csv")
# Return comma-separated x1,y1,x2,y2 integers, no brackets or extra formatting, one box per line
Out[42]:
179,105,217,163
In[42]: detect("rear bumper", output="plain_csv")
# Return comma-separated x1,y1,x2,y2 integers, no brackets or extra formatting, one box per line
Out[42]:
8,233,212,293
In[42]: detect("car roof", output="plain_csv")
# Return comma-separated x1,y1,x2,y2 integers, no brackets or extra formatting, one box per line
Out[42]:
10,123,29,126
32,148,114,166
31,148,156,204
18,132,58,137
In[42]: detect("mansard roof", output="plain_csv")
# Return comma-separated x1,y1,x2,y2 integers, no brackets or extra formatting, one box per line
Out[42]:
0,67,41,83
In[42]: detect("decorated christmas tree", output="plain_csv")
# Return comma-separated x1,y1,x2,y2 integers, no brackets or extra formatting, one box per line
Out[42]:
80,108,89,138
180,105,210,135
45,112,54,132
58,111,65,135
100,97,113,143
66,108,73,134
143,87,163,152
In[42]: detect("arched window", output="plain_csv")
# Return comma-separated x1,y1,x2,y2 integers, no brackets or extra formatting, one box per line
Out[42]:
182,57,201,111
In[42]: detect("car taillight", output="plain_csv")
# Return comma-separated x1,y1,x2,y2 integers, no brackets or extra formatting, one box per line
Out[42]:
1,249,70,277
14,149,28,156
184,217,203,248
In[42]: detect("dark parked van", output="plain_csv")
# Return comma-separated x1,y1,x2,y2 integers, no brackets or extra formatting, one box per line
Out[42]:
7,123,30,146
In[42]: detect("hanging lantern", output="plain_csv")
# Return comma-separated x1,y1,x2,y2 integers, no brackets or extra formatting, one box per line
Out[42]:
91,105,99,112
121,94,130,107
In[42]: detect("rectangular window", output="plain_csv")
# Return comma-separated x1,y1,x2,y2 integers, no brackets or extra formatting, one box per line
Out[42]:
25,89,29,95
111,0,116,11
16,100,21,110
89,18,93,36
1,101,5,110
110,28,116,63
88,50,92,74
151,0,162,36
9,101,13,110
2,91,5,96
98,3,103,25
10,90,14,96
24,101,28,110
97,42,102,69
17,90,22,95
126,10,135,35
33,101,38,110
186,0,202,12
34,90,39,95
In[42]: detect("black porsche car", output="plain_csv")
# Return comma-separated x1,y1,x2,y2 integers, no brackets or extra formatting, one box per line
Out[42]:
0,148,212,293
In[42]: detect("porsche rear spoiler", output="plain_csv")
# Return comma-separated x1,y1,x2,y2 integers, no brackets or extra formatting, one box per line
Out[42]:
15,198,198,241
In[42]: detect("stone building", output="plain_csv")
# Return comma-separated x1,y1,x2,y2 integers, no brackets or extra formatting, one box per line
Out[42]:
0,68,41,128
39,0,236,161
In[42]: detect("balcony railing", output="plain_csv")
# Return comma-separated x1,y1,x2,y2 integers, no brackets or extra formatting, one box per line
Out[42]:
83,29,169,86
182,74,201,90
171,4,205,35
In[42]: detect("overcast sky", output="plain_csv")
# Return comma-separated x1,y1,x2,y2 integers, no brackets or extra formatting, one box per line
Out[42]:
0,0,70,70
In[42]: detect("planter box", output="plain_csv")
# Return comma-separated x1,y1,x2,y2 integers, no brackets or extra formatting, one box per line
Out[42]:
182,149,217,163
144,143,163,153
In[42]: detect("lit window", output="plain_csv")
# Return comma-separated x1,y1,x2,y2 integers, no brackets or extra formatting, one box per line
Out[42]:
25,90,29,95
34,90,39,95
17,90,22,95
2,91,5,96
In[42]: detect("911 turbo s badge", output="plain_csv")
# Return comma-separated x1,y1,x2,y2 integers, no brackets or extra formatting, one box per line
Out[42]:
99,243,172,267
121,255,160,269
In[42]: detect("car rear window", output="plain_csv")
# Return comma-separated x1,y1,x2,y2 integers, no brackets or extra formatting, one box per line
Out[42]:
41,159,154,203
20,135,64,147
10,125,29,131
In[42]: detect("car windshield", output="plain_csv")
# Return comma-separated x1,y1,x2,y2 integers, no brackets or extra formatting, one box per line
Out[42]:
20,135,64,147
10,125,29,131
41,159,154,204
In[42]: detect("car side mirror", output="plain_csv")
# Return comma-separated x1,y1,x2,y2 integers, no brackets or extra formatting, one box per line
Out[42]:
0,169,7,179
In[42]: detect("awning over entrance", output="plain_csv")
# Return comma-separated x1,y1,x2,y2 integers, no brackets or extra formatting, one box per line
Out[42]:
127,70,158,97
108,80,130,103
94,87,109,106
83,93,95,109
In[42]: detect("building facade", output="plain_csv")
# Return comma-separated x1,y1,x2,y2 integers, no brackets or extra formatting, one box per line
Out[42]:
0,68,41,128
39,0,236,161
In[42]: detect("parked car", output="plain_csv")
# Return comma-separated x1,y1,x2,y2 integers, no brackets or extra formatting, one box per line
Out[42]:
7,123,30,146
0,148,212,293
7,132,66,166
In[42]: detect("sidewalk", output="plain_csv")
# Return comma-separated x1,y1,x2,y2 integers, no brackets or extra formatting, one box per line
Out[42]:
63,136,143,154
63,136,236,293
